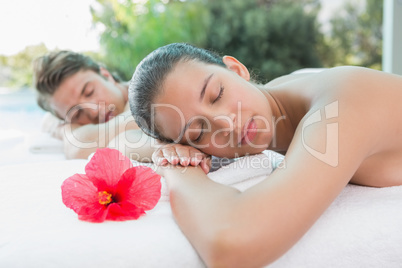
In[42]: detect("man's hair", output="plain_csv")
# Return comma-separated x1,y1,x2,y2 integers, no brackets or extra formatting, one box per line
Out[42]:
33,51,121,116
129,43,225,142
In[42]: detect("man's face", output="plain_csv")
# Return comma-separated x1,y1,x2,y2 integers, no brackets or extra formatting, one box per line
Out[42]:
51,69,127,125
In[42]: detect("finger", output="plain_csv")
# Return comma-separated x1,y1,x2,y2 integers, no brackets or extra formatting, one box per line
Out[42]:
53,124,66,140
161,147,180,165
151,150,162,163
200,158,211,174
173,146,192,166
189,151,205,166
179,157,190,166
152,150,169,166
159,158,169,166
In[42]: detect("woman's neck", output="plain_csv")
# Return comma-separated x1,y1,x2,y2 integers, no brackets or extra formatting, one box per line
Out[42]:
260,87,298,154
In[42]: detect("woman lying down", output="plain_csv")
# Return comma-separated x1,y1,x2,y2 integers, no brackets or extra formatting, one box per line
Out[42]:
128,43,402,267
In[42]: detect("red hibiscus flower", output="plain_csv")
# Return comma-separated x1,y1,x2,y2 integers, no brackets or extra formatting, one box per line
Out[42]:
61,148,161,223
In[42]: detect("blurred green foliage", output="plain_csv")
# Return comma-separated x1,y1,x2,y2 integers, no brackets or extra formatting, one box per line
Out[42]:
319,0,383,70
203,0,323,82
91,0,210,80
92,0,323,82
0,0,384,89
0,43,49,90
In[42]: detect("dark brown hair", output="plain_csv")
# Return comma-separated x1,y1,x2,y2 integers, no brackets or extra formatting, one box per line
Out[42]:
33,51,120,117
129,43,225,142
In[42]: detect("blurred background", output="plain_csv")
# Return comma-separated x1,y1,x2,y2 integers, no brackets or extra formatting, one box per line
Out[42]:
0,0,383,134
0,0,386,164
0,0,382,90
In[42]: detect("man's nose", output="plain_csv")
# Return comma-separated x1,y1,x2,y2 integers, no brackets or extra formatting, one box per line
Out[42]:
214,112,237,136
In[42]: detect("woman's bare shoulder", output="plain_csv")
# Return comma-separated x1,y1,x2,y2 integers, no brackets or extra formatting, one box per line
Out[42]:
298,66,402,106
289,66,402,171
314,65,402,86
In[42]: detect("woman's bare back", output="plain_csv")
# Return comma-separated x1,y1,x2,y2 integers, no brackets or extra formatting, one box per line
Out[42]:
266,66,402,187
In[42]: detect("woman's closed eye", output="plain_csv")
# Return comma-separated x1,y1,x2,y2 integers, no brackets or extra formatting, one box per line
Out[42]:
194,122,205,143
85,88,94,98
212,85,224,104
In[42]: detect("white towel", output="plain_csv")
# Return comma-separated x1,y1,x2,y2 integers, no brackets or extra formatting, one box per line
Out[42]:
137,150,285,202
1,150,401,267
209,150,285,191
28,132,64,154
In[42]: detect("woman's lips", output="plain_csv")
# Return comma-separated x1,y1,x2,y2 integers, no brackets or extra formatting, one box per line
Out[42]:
240,118,257,145
104,111,113,123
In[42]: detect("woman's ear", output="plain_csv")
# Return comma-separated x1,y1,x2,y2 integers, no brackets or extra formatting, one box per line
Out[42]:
222,56,250,81
100,67,116,83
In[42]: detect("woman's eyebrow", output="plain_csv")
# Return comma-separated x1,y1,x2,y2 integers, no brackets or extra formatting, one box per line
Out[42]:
199,73,214,101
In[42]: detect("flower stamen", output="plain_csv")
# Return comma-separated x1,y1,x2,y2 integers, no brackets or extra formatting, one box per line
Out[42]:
98,191,112,205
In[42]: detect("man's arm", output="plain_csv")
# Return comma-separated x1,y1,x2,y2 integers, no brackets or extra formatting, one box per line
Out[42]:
107,129,161,163
61,111,139,159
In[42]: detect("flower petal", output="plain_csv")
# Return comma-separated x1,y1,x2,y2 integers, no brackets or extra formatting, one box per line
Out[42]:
119,166,161,211
78,209,109,223
106,202,145,221
113,170,135,203
85,148,132,190
61,173,107,222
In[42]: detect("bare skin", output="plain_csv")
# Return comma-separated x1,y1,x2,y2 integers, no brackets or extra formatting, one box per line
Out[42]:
44,68,141,159
42,66,208,162
150,57,402,267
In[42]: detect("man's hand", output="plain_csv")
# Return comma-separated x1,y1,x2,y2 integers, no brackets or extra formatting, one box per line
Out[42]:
41,112,66,140
152,144,211,173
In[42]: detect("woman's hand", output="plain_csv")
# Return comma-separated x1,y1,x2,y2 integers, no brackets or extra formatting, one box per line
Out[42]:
152,143,211,173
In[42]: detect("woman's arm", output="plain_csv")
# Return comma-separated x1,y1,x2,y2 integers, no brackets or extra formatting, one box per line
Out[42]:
163,98,375,267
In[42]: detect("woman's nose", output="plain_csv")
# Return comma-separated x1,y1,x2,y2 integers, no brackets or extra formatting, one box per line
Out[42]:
84,103,100,123
214,112,236,136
